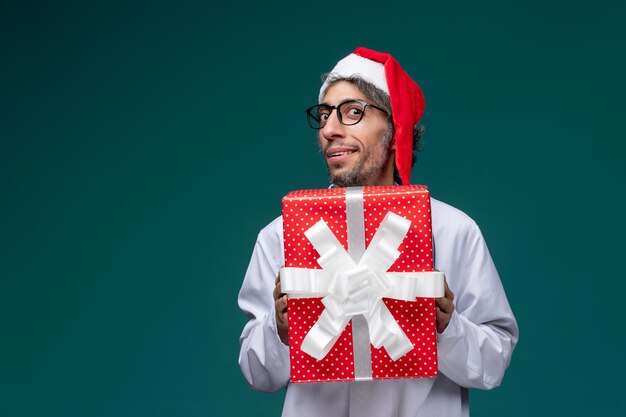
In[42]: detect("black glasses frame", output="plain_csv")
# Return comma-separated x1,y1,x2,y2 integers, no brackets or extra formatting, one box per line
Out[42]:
306,99,388,129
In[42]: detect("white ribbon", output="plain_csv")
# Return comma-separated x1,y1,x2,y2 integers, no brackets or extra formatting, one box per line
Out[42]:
281,211,444,361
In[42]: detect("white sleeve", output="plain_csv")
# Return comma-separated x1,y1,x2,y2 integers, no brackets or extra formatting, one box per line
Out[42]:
436,222,519,390
238,225,290,392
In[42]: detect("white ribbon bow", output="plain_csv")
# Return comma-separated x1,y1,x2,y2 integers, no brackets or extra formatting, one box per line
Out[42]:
281,212,444,361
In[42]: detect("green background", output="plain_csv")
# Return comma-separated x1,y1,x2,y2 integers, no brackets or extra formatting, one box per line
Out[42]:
2,0,624,415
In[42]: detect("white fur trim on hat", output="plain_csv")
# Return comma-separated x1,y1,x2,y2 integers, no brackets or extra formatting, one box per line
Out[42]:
319,53,388,102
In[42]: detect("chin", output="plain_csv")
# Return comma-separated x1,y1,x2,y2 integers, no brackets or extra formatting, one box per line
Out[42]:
329,173,360,188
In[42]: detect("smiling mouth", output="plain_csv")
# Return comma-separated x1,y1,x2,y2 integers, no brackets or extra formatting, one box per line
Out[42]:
328,150,356,158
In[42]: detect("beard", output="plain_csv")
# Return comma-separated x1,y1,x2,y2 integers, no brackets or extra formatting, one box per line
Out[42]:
325,126,394,187
327,150,387,187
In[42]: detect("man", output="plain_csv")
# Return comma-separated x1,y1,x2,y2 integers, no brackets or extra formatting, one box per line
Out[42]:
238,47,518,417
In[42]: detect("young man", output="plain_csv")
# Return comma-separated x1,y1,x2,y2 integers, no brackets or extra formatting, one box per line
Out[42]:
238,47,518,417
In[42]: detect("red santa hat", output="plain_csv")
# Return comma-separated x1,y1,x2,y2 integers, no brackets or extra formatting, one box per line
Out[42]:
319,47,425,185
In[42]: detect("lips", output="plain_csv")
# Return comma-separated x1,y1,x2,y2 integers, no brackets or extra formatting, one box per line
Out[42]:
325,147,358,161
329,150,354,157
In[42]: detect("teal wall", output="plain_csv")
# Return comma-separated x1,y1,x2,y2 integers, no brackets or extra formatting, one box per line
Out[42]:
2,0,624,415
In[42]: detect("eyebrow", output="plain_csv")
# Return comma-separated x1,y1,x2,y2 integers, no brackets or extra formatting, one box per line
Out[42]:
319,98,362,107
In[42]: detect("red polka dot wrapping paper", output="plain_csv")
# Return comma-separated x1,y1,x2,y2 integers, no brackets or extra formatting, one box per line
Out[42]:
282,185,438,384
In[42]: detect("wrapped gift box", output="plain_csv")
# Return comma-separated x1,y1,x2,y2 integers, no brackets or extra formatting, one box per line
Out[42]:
280,185,443,384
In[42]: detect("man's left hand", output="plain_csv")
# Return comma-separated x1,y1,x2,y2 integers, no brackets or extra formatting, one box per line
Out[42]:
436,277,455,334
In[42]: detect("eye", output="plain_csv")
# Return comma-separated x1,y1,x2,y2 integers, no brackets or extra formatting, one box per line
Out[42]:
347,106,363,116
317,106,332,121
341,102,365,121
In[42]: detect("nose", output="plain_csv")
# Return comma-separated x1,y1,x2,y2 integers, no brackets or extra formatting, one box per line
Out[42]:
320,109,345,141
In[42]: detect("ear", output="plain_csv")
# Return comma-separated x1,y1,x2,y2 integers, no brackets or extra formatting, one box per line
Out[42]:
390,137,396,151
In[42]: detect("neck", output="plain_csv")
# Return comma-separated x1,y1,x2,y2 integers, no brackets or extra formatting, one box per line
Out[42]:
370,156,395,186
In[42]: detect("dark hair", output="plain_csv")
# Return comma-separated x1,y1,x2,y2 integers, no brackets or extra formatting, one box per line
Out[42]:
321,73,424,183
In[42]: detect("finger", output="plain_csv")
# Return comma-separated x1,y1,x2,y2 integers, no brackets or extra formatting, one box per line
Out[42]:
273,284,280,301
278,312,288,329
273,283,285,301
276,297,289,328
444,280,454,301
279,311,288,324
275,265,284,286
436,296,454,314
436,307,450,333
436,306,450,322
276,294,288,311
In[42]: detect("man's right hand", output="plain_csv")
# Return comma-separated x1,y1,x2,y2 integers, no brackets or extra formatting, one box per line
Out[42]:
273,273,289,345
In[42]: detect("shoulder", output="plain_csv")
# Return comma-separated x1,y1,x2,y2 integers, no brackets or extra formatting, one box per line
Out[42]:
255,215,285,258
258,215,283,240
430,197,481,242
429,197,493,276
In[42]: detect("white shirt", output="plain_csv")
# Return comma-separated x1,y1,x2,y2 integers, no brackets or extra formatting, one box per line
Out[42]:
238,197,518,417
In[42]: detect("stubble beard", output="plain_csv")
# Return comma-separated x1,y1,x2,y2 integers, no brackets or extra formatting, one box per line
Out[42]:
326,127,394,187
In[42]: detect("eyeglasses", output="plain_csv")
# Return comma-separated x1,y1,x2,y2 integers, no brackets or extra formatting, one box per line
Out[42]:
306,99,388,129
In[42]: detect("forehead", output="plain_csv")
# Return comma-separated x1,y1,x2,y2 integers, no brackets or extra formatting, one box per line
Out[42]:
320,81,367,104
